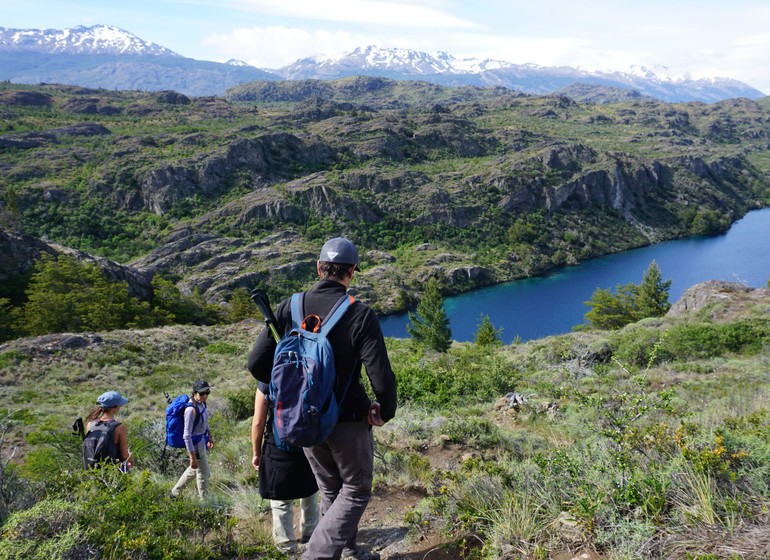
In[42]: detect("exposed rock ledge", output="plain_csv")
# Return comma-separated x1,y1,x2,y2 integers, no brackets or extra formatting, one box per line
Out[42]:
667,280,769,320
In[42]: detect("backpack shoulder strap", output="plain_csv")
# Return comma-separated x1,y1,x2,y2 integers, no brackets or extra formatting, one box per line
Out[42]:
319,295,354,336
186,400,203,430
290,293,303,330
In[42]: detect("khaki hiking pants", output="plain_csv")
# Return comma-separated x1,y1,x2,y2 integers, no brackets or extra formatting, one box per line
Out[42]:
172,440,210,499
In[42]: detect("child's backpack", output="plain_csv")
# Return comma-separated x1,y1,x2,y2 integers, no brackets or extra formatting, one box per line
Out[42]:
165,394,202,448
268,292,354,449
82,420,121,468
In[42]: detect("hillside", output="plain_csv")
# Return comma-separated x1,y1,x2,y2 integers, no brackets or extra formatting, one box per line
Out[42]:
1,79,769,319
0,281,768,559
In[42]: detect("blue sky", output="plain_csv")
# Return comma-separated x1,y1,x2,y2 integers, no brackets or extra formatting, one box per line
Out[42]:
4,0,770,93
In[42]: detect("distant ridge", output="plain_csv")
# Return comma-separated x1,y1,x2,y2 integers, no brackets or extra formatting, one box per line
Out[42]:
0,24,280,97
270,45,766,103
0,25,765,102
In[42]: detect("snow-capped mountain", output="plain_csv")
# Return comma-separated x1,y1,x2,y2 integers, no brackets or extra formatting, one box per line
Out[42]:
274,45,765,103
0,26,764,102
0,24,279,96
0,24,179,57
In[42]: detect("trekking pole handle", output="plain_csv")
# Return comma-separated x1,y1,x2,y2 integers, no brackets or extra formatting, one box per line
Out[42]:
250,289,281,343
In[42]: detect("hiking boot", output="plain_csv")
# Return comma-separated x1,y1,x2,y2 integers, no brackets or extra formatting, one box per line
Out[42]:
341,546,380,560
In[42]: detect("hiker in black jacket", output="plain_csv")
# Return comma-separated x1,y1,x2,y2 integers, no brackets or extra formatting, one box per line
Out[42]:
247,237,397,560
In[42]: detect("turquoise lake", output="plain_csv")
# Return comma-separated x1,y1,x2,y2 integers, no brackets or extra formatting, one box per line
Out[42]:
379,208,770,343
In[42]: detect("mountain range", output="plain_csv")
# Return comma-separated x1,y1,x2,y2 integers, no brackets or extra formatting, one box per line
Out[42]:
1,25,765,102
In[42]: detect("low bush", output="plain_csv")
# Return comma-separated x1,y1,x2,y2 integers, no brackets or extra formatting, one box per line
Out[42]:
660,319,770,362
16,467,269,560
391,345,520,408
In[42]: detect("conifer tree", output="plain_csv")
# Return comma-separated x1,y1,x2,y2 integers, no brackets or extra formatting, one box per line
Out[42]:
584,261,672,330
634,260,671,319
407,278,452,352
474,314,502,346
228,287,258,322
0,298,14,343
17,254,137,335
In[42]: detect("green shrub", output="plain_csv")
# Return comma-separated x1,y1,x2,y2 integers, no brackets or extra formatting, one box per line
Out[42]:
0,351,31,368
392,345,519,408
34,467,266,559
440,416,504,449
223,383,257,422
609,325,662,367
0,499,92,560
659,319,770,362
204,342,242,356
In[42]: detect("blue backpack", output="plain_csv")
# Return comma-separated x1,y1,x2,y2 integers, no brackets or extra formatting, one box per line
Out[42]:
268,292,354,449
165,394,203,448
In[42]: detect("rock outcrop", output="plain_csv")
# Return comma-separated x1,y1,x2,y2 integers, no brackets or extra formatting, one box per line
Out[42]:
667,280,769,320
0,229,152,299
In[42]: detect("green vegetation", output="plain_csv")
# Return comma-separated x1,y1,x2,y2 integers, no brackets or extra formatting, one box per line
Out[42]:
2,279,767,559
584,261,672,330
407,277,452,352
0,255,225,343
1,79,770,559
474,314,503,346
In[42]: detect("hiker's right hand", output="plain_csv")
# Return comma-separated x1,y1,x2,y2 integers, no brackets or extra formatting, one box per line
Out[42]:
252,452,261,470
190,454,198,469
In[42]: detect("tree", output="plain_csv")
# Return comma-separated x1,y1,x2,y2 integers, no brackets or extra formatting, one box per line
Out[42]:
584,261,672,330
14,254,162,336
474,314,502,346
228,288,258,322
584,285,637,330
634,260,671,319
149,276,223,326
407,278,452,352
17,255,124,335
0,299,14,343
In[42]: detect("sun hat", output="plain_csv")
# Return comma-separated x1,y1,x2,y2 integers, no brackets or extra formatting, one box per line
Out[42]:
192,380,211,393
319,237,360,270
97,390,129,408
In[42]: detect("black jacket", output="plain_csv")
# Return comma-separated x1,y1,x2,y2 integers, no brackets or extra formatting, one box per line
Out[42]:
257,383,318,500
247,280,397,423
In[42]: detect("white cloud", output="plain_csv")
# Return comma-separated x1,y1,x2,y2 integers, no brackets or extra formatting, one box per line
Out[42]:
227,0,477,27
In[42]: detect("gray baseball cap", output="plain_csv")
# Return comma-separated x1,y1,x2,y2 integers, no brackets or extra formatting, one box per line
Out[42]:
319,237,360,270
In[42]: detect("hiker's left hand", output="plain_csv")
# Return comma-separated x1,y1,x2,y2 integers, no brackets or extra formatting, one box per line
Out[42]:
207,439,214,449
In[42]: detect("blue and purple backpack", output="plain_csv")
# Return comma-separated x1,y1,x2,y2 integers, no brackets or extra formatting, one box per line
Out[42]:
267,292,354,450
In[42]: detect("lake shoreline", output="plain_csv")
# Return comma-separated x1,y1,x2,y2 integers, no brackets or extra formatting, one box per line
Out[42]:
380,207,770,343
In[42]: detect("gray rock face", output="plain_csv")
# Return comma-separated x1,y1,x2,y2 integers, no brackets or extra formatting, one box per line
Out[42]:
0,230,59,283
132,230,314,302
667,280,755,317
136,133,337,214
0,229,152,299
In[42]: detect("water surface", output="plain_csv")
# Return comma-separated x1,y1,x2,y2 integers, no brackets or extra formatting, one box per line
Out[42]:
379,208,770,343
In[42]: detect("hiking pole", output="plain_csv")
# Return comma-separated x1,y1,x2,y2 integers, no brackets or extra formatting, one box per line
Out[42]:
250,289,281,343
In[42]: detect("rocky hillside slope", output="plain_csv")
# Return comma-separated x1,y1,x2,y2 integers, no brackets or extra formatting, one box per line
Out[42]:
1,79,769,312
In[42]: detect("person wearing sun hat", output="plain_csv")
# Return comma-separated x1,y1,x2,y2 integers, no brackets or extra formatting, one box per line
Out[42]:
83,390,133,470
171,380,215,499
248,237,397,560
